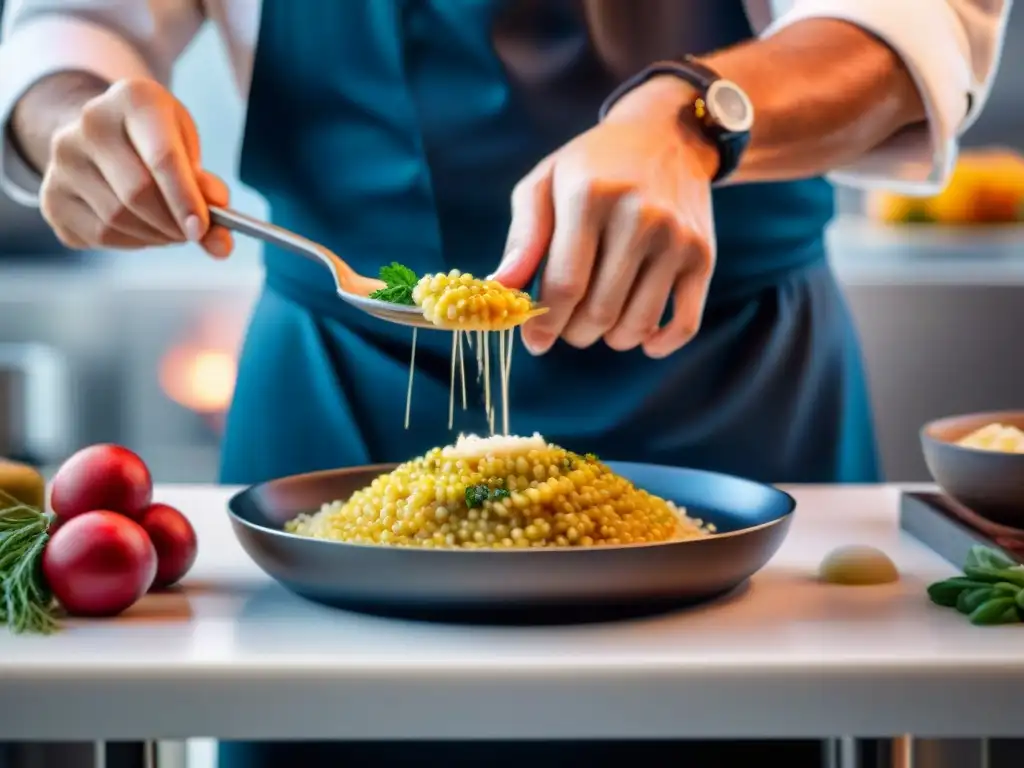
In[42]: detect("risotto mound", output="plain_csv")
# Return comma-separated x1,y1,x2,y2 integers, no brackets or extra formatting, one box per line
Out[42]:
286,433,714,549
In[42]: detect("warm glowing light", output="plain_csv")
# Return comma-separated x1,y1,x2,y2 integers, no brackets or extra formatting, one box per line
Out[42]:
159,345,237,414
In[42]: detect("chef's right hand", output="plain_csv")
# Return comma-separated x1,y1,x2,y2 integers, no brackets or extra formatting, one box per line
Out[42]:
39,78,233,258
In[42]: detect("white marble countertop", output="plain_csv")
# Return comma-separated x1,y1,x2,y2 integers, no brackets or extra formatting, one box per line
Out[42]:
1,483,1022,741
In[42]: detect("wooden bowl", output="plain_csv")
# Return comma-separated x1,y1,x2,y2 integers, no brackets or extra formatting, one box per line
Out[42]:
921,411,1024,528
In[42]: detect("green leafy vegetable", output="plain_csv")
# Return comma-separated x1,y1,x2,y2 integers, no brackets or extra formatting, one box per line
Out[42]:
957,586,994,615
970,597,1019,626
926,577,990,607
491,487,511,501
927,545,1024,627
584,453,599,463
368,262,418,306
965,546,1017,572
0,491,59,635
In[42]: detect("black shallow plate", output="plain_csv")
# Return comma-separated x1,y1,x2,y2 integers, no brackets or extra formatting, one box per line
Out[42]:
227,462,795,624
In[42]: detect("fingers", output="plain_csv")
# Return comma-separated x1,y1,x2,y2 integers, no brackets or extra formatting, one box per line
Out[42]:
521,171,614,355
41,140,174,248
197,171,234,259
603,221,713,357
638,225,714,358
175,99,203,168
112,80,207,241
603,256,677,352
643,261,712,359
492,159,555,289
48,194,170,250
78,95,182,240
560,193,653,349
39,77,233,262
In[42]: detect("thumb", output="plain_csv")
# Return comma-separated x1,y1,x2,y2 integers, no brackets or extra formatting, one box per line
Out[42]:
490,163,555,289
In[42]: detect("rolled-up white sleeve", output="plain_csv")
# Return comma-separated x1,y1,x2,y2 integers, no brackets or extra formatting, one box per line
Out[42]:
756,0,1012,195
0,0,204,206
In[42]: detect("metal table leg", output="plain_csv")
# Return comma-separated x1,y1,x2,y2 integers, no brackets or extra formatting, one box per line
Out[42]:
909,738,989,768
827,736,996,768
825,737,872,768
870,737,991,768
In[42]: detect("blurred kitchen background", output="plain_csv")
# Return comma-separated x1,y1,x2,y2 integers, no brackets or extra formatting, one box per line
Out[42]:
1,4,1023,484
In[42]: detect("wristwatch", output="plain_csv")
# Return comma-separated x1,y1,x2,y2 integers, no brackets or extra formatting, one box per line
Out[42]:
599,56,754,184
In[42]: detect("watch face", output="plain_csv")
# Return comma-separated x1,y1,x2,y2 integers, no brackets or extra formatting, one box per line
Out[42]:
706,80,754,133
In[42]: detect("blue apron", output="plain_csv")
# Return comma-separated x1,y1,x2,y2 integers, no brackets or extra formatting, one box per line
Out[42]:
218,1,873,762
219,0,878,488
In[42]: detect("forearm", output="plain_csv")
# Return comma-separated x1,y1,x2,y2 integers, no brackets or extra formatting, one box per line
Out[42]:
706,19,926,183
613,19,928,185
10,72,109,175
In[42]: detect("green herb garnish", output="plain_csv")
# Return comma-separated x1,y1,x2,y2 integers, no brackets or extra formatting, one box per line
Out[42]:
0,491,59,635
927,545,1024,626
368,262,418,306
584,453,599,463
465,485,490,509
465,484,511,508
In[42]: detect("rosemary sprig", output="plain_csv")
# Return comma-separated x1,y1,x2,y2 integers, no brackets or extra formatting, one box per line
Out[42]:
0,491,59,635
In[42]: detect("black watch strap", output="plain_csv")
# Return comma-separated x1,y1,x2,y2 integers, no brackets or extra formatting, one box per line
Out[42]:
599,56,751,184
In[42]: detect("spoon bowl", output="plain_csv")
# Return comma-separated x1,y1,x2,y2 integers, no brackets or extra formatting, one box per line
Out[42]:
210,206,546,330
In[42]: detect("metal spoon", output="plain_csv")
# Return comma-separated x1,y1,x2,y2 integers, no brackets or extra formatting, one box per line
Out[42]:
209,206,547,330
209,206,438,329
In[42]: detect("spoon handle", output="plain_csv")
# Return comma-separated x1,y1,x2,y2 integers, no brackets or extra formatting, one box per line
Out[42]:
209,206,322,263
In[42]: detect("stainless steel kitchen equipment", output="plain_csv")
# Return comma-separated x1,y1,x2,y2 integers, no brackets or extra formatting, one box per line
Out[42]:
0,343,69,465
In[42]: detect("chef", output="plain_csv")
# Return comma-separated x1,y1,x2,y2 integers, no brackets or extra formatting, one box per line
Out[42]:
0,0,1010,765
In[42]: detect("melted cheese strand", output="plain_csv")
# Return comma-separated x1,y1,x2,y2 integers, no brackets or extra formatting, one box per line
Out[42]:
483,330,492,424
404,328,417,430
505,327,514,371
476,330,484,381
457,330,468,410
498,328,508,436
502,328,513,436
448,330,458,430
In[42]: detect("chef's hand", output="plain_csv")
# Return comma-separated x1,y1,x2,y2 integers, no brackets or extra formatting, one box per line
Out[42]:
493,77,718,358
39,78,233,258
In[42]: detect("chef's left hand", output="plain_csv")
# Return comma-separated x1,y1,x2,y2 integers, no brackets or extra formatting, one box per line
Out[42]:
492,77,719,358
